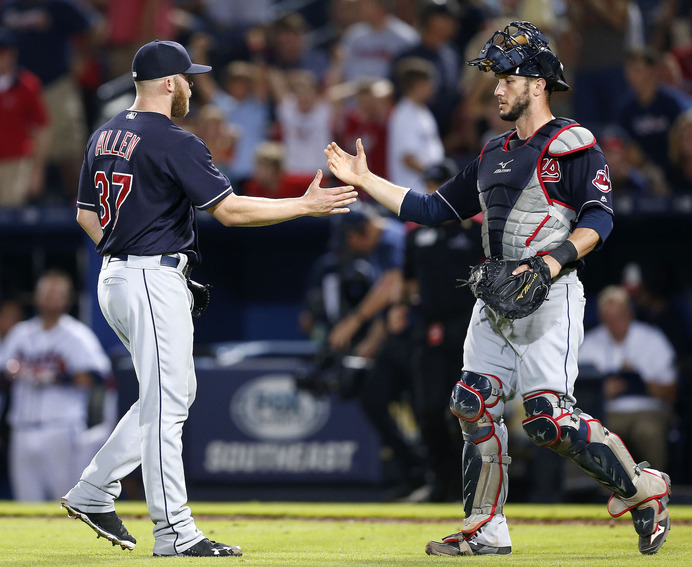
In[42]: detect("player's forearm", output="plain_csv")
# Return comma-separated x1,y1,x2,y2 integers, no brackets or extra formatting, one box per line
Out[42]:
210,193,308,227
544,228,600,277
358,171,410,215
568,227,600,259
76,208,104,244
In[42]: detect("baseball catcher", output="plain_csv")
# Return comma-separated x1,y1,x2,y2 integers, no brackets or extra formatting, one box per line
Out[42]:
325,19,671,559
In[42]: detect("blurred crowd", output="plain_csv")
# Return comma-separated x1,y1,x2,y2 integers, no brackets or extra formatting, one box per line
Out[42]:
2,0,692,502
1,0,692,208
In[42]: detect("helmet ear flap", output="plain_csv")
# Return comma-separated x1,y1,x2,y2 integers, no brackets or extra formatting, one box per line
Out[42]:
533,50,570,92
534,51,557,83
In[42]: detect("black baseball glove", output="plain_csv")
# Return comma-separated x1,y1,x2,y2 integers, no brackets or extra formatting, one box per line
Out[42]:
463,256,552,320
187,279,210,318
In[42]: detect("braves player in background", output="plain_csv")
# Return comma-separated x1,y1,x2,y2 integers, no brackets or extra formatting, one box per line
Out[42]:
0,270,112,501
326,21,671,557
60,40,357,558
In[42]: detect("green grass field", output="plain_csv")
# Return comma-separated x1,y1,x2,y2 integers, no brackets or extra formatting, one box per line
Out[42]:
1,501,691,566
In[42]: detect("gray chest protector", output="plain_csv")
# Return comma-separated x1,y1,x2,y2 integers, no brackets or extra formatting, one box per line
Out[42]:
477,118,595,260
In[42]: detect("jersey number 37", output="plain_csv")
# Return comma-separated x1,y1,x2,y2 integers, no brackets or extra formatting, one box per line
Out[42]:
95,171,133,229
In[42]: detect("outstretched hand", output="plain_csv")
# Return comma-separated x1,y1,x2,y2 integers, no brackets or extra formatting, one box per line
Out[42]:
324,138,369,187
303,169,358,216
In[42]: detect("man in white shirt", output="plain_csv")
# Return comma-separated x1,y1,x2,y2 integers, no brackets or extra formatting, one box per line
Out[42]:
338,0,419,82
579,285,677,470
388,57,445,194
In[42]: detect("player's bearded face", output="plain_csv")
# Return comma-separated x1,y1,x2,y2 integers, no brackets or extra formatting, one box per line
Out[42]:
497,78,531,122
171,76,190,118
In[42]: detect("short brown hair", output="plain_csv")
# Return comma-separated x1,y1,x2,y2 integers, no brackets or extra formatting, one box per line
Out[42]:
394,57,434,94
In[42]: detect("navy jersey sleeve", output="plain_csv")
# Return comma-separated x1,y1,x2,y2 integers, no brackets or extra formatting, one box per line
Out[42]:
562,144,614,220
76,144,97,212
163,135,233,210
76,132,102,212
435,157,483,220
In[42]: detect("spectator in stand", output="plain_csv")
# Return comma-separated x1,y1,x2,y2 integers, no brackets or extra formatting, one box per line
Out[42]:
191,104,237,178
335,77,394,183
101,0,175,80
264,13,331,85
579,285,677,471
0,28,49,207
567,0,643,129
0,0,104,202
388,57,444,194
243,141,308,199
392,0,462,142
619,47,692,184
200,0,273,34
191,0,272,74
190,34,270,186
668,109,692,192
270,68,334,179
334,0,419,83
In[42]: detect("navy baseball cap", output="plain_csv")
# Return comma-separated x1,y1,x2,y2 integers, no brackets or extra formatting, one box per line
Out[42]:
132,40,211,81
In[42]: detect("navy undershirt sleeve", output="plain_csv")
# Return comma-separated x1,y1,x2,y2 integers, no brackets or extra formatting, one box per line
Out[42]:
398,191,457,225
576,206,613,248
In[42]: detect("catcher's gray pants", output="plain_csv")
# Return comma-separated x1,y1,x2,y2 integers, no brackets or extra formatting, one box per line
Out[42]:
464,271,584,401
64,254,204,556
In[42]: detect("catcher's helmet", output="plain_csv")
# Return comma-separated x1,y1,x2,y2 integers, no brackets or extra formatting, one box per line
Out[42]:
466,21,570,92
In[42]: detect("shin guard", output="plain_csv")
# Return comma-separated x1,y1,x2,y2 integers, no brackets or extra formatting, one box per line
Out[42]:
460,415,510,536
451,372,510,537
522,391,671,552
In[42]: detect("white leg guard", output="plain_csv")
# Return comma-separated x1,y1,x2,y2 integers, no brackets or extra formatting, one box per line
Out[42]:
523,392,672,554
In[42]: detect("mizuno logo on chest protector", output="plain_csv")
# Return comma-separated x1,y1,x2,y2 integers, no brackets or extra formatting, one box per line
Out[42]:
494,159,514,174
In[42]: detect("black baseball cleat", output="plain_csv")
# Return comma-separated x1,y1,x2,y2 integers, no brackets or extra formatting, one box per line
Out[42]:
153,537,243,557
425,532,511,556
61,498,136,550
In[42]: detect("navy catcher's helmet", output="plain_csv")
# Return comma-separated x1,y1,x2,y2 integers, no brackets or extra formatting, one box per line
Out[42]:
466,21,570,92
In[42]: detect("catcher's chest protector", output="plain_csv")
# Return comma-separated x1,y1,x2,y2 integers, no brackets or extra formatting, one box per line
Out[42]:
477,118,582,260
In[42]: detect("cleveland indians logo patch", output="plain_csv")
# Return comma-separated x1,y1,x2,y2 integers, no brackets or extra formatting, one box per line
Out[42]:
540,158,561,182
592,165,612,193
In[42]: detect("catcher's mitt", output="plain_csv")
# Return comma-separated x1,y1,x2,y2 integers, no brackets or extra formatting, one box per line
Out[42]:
187,279,210,318
463,256,552,320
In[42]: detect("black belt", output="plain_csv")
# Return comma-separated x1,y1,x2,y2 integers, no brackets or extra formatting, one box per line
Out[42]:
110,254,191,277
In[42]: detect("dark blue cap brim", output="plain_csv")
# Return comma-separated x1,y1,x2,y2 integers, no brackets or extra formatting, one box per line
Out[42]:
186,63,212,75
